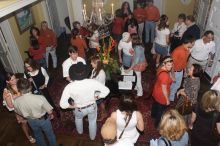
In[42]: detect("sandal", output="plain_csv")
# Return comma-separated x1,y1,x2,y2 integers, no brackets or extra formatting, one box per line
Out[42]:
29,136,36,143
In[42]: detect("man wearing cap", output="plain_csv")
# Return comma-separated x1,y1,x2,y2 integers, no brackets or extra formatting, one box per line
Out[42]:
101,118,134,146
118,32,134,68
59,62,110,140
13,78,57,146
62,45,86,82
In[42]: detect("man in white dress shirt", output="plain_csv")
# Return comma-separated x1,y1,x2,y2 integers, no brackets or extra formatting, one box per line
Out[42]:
60,62,110,140
62,45,86,82
188,30,215,70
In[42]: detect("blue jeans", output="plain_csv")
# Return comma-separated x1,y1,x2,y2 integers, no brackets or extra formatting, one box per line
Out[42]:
145,20,156,43
154,43,168,56
36,58,47,69
122,54,132,68
27,118,57,146
169,71,183,101
74,103,97,140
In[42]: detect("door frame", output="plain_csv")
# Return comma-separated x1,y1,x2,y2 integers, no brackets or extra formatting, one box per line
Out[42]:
0,20,24,73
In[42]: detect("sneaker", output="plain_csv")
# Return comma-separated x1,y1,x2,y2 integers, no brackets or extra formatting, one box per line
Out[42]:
29,136,36,143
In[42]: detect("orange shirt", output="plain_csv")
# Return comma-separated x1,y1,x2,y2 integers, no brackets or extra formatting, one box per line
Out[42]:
144,5,160,21
133,7,145,23
171,45,190,71
29,46,45,60
37,36,47,53
152,69,172,105
70,37,87,58
40,28,57,47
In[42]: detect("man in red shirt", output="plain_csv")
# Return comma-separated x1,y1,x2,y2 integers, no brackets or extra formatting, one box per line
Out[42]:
40,21,57,69
151,56,173,127
144,1,160,43
169,35,195,101
133,3,145,40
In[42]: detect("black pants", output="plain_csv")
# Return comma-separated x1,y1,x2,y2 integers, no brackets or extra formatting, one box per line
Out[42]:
151,100,168,127
41,88,58,112
170,36,181,52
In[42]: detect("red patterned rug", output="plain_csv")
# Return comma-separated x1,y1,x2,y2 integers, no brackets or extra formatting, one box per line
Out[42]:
48,70,159,143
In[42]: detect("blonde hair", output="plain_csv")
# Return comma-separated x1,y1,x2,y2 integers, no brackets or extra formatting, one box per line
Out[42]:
159,109,187,141
201,90,220,112
101,118,117,144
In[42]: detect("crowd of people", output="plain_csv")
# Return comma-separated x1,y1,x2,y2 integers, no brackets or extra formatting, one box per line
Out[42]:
2,1,220,146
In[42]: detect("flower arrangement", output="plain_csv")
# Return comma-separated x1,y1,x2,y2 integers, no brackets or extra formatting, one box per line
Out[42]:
96,36,120,80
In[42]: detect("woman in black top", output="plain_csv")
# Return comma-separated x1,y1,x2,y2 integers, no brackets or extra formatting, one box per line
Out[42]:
189,90,220,146
24,58,60,117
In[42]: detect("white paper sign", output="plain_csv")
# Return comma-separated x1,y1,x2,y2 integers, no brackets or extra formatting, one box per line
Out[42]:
118,81,132,90
123,76,136,82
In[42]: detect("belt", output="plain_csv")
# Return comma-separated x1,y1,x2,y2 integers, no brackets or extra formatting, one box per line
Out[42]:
78,103,95,110
37,113,48,120
191,56,207,62
174,70,183,72
173,36,181,39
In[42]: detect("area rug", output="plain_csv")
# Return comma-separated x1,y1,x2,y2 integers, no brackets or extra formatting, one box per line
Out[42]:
48,70,160,143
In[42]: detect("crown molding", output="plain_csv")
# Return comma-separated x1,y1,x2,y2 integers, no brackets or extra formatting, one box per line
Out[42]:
0,0,38,18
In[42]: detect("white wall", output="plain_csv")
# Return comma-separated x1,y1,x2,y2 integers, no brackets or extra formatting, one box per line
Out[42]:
205,0,220,82
54,0,70,33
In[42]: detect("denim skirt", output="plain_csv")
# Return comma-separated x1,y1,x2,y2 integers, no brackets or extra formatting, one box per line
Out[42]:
154,43,168,56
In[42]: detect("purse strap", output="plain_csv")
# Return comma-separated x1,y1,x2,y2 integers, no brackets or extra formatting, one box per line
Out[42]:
161,137,172,146
118,113,132,139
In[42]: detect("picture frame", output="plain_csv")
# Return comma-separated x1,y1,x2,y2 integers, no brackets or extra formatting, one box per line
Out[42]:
15,7,35,34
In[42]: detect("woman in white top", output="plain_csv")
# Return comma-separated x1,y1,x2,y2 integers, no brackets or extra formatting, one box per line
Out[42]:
90,56,107,121
110,95,144,144
88,28,99,56
3,72,36,143
170,13,187,52
24,58,60,117
118,32,134,69
154,15,170,67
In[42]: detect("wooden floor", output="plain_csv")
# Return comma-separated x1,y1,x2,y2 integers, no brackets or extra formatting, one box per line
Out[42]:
6,135,148,146
0,105,148,146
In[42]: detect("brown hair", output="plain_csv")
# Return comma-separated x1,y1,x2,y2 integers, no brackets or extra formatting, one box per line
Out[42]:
5,72,17,95
200,90,220,112
24,58,40,71
186,15,195,22
71,28,79,39
68,45,78,54
90,55,103,78
159,109,187,141
158,15,168,31
131,33,143,47
119,95,137,114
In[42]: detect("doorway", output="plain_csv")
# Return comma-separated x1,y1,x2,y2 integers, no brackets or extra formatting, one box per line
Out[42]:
0,20,24,73
0,27,15,73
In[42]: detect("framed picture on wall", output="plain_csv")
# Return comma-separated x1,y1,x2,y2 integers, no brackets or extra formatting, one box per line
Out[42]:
15,7,35,34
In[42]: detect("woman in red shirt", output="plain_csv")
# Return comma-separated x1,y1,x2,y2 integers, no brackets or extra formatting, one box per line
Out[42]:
112,9,124,52
151,56,173,127
29,27,47,69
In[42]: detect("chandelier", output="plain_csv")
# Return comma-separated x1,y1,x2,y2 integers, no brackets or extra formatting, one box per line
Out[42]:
82,0,114,26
